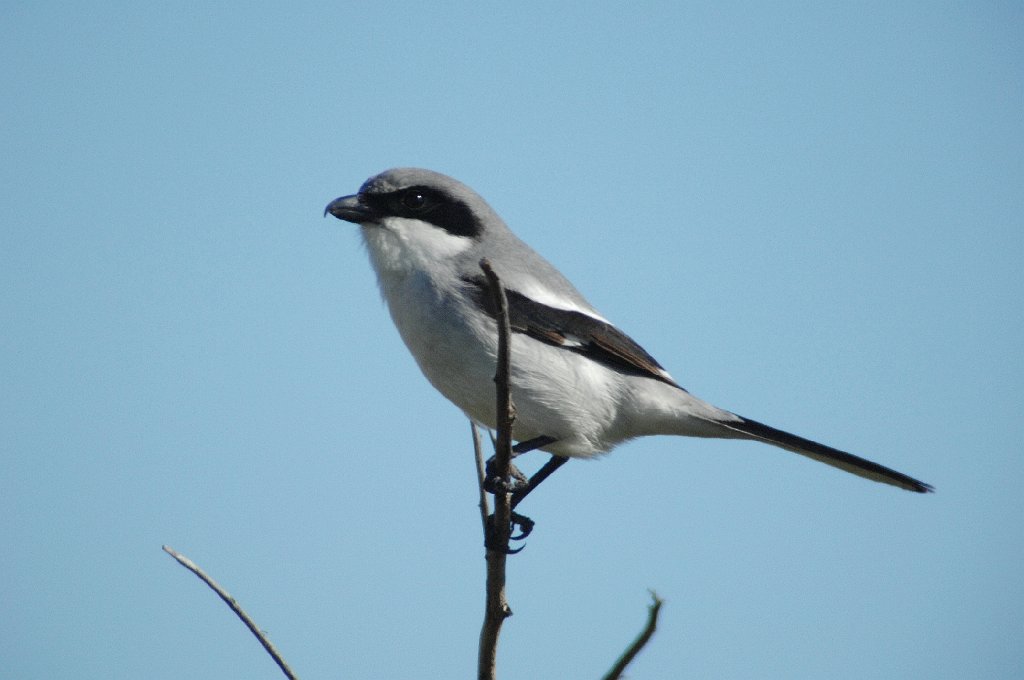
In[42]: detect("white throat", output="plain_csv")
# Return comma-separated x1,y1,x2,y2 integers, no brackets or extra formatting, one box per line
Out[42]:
360,216,473,282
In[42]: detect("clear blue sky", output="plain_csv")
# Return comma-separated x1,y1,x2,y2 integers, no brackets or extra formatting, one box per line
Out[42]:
2,3,1021,678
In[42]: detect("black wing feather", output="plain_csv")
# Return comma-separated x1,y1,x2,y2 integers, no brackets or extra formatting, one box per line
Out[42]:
463,276,680,388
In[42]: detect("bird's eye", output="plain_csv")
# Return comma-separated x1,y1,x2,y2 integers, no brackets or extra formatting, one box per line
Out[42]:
400,189,429,211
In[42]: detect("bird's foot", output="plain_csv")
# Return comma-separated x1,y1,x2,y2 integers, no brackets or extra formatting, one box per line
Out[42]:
483,460,529,495
484,511,535,554
482,435,558,494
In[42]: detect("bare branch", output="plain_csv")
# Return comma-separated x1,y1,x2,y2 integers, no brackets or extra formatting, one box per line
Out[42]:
476,258,516,680
162,545,300,680
472,421,491,534
602,591,665,680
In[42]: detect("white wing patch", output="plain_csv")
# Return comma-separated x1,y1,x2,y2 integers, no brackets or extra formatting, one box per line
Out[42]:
513,279,610,324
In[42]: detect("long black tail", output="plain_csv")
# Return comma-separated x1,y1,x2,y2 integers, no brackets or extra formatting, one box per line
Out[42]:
717,415,933,493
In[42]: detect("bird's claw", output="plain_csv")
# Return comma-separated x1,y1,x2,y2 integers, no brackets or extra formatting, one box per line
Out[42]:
509,511,534,541
485,511,535,554
483,460,529,495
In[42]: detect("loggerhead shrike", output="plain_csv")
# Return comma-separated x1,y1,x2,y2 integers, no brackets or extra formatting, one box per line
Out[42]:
325,168,932,494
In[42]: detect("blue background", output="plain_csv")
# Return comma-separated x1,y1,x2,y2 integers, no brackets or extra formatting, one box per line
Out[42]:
2,3,1021,678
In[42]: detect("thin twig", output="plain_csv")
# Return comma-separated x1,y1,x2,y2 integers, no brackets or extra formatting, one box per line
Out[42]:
162,545,300,680
472,421,491,535
601,591,665,680
477,258,516,680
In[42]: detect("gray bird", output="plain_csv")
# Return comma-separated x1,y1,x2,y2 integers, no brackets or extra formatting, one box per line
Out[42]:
326,168,932,494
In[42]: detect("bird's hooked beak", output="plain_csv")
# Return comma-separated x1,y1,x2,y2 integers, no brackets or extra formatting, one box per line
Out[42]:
324,194,377,224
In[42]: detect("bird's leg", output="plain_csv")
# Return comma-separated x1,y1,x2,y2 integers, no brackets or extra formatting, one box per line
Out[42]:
510,454,570,511
482,436,562,547
483,435,557,494
503,455,570,543
511,435,558,455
